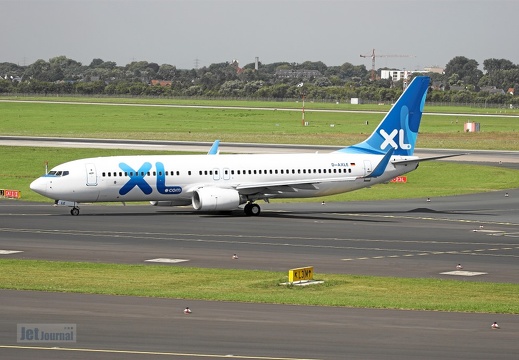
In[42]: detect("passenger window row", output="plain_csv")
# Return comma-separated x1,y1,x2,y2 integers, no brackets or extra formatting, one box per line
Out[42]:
101,167,352,178
102,170,181,177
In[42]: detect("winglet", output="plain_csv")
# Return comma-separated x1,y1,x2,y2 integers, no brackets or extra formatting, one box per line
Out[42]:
365,147,395,178
207,140,220,155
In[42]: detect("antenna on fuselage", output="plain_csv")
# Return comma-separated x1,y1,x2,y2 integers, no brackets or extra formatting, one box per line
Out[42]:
44,161,48,174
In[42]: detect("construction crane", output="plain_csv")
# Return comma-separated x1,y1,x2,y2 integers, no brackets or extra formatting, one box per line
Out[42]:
360,49,415,81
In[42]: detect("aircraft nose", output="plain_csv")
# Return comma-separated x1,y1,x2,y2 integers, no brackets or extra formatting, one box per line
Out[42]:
30,177,47,196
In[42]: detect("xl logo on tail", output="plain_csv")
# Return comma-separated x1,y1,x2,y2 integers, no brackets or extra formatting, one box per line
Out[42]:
380,129,411,150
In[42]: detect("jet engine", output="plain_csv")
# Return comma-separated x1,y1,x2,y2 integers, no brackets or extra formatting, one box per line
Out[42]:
192,187,242,211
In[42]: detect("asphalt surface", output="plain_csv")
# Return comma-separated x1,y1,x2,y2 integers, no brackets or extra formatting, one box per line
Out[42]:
1,290,518,360
1,189,519,359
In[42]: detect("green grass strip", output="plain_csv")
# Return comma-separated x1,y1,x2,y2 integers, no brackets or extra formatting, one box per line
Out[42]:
1,259,518,314
2,100,519,149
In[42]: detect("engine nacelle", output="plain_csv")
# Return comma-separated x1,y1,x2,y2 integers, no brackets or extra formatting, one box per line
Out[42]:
192,187,241,211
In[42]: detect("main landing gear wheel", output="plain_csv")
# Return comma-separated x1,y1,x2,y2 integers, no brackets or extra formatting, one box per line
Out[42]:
70,207,80,216
244,203,261,216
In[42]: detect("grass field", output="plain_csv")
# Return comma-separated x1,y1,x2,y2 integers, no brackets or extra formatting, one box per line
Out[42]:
1,99,519,150
1,259,518,314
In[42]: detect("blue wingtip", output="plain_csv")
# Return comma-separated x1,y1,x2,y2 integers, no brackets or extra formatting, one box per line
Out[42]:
207,140,220,155
366,147,395,178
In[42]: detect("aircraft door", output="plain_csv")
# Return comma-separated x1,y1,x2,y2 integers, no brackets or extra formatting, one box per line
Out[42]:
223,168,231,180
85,163,98,186
213,168,220,181
363,160,372,176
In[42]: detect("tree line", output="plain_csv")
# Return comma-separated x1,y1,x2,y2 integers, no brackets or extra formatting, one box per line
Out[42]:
1,55,518,106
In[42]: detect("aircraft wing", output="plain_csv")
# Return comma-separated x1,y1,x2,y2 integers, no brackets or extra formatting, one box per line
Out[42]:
236,176,358,191
233,176,359,196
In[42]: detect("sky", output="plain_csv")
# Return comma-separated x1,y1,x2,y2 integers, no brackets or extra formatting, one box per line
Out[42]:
1,0,517,70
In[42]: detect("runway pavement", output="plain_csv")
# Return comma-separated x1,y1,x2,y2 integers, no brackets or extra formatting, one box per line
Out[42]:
1,189,519,359
1,188,518,282
1,290,518,360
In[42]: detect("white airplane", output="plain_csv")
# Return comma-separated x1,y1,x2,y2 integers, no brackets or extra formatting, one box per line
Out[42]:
30,76,452,216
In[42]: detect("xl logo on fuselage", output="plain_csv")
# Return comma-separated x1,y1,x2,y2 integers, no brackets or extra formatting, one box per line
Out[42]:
379,129,411,150
118,162,182,196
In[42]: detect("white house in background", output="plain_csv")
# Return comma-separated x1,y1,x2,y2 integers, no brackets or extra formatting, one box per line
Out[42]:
381,69,436,82
381,70,410,81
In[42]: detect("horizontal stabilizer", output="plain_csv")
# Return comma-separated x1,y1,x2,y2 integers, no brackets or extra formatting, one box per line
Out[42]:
393,153,467,165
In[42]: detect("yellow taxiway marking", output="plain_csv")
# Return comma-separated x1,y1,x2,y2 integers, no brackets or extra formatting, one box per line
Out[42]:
0,345,320,360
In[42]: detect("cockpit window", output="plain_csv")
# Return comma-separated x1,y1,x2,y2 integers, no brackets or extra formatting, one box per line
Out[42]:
46,170,69,177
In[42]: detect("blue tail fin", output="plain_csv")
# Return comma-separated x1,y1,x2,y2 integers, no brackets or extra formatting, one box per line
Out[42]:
337,76,430,156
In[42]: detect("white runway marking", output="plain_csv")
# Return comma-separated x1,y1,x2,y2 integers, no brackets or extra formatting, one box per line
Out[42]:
145,258,189,264
0,250,23,255
0,345,316,360
440,271,488,276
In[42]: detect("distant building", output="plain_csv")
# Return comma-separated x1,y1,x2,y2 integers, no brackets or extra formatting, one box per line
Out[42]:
431,81,444,91
150,80,173,87
480,86,505,95
423,66,445,74
381,70,409,81
381,68,443,81
5,75,22,82
380,70,429,81
275,69,321,78
449,85,465,91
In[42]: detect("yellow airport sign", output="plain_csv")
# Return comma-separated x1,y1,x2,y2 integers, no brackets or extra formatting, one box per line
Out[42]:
288,266,313,282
